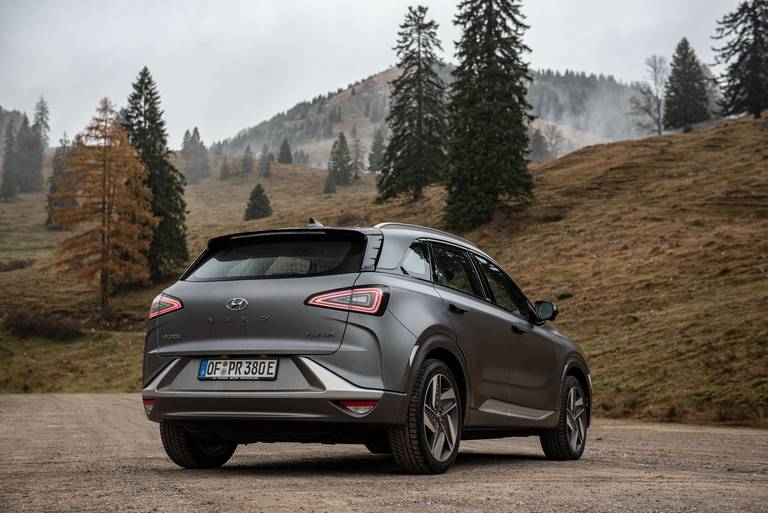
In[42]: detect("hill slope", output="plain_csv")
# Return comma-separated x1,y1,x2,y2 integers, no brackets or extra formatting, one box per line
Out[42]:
215,66,630,166
2,117,766,425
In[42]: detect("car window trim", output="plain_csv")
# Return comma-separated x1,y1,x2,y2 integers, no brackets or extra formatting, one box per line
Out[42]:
427,240,490,302
477,253,535,320
468,250,534,322
469,253,530,318
397,238,433,283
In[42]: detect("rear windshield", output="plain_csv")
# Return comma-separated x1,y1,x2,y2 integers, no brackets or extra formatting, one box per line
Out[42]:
185,233,364,281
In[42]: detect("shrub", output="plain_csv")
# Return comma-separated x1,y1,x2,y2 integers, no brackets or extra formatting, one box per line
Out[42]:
0,259,34,272
3,309,82,341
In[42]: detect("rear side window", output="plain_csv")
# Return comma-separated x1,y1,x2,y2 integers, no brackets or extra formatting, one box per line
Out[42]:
431,242,485,298
186,234,364,281
401,241,431,280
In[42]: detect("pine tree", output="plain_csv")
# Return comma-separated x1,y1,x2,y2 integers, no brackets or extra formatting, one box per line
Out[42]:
33,96,50,148
368,125,386,173
445,0,534,230
327,132,353,186
323,171,337,194
241,144,255,174
258,145,271,177
377,6,447,202
371,95,388,123
195,128,211,179
15,115,44,192
350,124,366,178
1,125,16,201
329,105,342,123
220,158,231,179
528,127,550,163
122,67,189,279
181,127,211,183
278,138,293,164
664,38,711,130
46,134,77,226
51,98,158,323
244,184,272,220
713,0,768,118
323,118,334,138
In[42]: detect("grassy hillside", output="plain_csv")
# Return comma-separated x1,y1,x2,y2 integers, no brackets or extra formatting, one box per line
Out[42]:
1,117,766,426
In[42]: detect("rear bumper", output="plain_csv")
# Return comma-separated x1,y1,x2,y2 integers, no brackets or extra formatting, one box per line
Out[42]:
142,356,408,428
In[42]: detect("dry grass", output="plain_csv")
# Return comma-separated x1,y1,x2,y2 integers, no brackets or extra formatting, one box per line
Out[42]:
1,117,766,424
0,331,144,393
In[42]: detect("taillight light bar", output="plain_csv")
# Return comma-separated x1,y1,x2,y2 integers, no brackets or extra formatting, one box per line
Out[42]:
148,293,183,319
305,286,389,316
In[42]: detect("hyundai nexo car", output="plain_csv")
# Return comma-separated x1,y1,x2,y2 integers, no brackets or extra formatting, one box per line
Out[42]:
142,220,591,474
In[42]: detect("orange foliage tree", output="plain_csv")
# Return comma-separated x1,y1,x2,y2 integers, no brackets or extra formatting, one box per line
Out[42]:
51,98,158,323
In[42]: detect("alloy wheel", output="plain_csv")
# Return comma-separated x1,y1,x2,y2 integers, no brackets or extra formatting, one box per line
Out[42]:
422,373,459,462
566,384,586,453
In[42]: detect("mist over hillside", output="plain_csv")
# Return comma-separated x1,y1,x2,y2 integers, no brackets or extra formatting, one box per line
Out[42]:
529,70,638,140
214,65,639,166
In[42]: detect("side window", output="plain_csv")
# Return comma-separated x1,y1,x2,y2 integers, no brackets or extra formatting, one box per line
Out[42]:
400,241,431,280
431,242,485,298
474,256,529,316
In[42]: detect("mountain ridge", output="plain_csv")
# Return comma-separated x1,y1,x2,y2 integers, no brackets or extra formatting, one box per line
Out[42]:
214,66,638,167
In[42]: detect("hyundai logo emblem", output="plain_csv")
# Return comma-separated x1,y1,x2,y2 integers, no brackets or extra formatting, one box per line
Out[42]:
225,298,249,311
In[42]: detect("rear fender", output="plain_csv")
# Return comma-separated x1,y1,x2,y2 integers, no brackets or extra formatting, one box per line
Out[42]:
403,331,471,419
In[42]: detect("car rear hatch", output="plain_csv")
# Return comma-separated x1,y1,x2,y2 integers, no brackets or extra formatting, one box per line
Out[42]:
155,229,372,356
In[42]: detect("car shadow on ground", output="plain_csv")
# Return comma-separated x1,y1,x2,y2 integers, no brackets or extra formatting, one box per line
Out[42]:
168,451,548,477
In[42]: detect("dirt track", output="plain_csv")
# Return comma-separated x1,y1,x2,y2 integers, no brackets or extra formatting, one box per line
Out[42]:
0,394,766,513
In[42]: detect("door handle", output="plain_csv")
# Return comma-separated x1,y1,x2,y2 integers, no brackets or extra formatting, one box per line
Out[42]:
448,303,467,314
510,323,528,335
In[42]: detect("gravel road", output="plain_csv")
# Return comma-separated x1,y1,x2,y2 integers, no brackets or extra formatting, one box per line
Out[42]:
1,394,766,513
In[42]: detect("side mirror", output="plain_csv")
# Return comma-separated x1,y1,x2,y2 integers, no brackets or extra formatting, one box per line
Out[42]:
535,300,558,322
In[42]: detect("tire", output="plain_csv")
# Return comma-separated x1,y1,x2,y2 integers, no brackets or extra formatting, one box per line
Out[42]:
364,437,391,455
388,359,462,474
540,375,588,460
160,422,237,469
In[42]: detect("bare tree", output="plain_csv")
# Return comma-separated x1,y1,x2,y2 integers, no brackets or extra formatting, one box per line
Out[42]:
700,63,722,117
629,55,669,135
542,124,567,158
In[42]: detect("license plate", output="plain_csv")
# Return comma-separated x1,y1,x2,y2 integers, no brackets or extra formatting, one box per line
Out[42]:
198,359,278,380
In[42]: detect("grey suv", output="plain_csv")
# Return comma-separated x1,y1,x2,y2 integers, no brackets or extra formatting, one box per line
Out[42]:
142,221,591,474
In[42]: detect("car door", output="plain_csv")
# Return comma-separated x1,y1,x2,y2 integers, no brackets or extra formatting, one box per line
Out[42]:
473,255,557,412
429,242,513,414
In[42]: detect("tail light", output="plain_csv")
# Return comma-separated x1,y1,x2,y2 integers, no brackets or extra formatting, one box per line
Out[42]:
148,293,183,319
305,286,389,316
142,398,155,415
337,400,378,415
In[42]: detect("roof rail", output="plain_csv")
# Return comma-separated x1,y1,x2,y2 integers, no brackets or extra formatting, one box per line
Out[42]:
374,222,478,248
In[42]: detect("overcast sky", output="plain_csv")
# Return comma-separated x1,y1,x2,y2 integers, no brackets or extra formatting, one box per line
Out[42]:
0,0,739,147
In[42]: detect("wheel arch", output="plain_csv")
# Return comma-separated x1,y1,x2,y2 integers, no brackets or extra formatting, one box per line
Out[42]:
406,338,470,421
562,360,592,427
